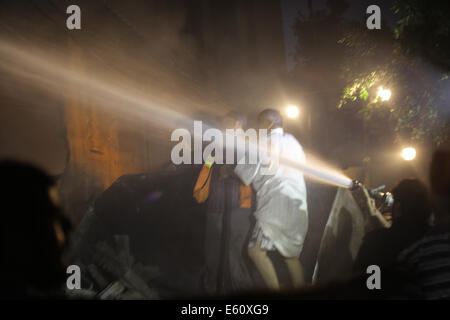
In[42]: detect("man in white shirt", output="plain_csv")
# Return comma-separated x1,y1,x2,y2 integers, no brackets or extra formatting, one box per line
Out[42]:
234,109,308,290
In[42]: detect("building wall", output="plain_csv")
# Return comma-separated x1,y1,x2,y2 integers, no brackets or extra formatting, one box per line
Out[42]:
0,0,286,221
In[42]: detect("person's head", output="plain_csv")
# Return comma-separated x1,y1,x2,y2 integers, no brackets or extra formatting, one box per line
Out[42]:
222,111,247,130
0,160,71,295
391,179,431,224
429,144,450,221
257,109,283,131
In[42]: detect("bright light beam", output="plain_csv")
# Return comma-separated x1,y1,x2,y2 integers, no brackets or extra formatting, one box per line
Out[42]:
402,147,416,161
0,41,352,189
286,105,299,118
377,87,391,101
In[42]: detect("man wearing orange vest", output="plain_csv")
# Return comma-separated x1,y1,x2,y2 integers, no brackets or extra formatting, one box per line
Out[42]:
193,112,257,295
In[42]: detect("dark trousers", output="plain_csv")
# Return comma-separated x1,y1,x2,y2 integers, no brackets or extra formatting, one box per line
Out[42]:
203,208,257,295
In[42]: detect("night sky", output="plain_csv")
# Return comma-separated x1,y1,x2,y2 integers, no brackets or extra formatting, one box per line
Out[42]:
281,0,396,69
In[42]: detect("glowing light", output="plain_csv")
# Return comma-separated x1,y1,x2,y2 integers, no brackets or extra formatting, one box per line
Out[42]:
0,41,353,189
401,147,416,161
286,105,299,118
377,87,391,101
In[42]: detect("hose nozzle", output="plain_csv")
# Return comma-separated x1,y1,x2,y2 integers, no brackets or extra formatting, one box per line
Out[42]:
350,179,363,191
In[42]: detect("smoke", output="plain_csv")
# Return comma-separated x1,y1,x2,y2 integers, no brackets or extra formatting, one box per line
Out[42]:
0,40,352,188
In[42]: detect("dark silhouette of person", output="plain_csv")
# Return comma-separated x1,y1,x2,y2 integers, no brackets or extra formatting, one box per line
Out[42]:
230,179,432,300
354,179,431,275
0,160,71,299
397,146,450,299
194,111,258,295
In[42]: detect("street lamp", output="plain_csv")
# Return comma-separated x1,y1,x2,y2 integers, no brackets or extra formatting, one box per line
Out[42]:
286,105,299,119
401,147,416,161
377,87,391,101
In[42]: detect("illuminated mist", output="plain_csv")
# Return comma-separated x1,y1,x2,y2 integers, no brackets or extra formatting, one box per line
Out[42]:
0,40,352,189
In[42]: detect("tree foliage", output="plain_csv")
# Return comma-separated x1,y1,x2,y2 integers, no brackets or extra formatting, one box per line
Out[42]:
338,1,450,146
292,0,449,147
